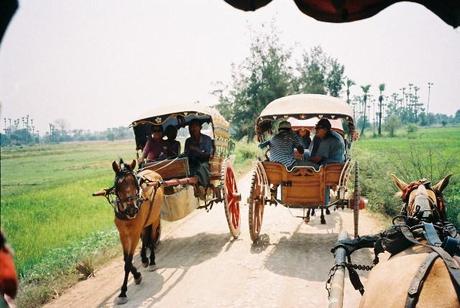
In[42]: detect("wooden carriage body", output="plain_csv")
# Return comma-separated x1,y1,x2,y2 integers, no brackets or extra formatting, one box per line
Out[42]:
262,161,350,208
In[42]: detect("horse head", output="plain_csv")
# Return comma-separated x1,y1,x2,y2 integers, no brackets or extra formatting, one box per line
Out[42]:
391,174,452,223
112,159,143,220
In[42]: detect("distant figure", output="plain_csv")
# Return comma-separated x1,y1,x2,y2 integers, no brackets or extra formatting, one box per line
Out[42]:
259,120,311,169
164,125,180,158
138,125,165,165
184,119,213,187
309,118,345,165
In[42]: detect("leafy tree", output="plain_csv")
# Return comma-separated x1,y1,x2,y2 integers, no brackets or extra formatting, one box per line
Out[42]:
384,115,402,137
454,109,460,123
294,46,345,97
214,29,347,140
214,26,293,140
326,58,345,97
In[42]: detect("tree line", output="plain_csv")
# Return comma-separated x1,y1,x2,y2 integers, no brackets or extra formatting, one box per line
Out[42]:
214,26,460,140
1,116,133,147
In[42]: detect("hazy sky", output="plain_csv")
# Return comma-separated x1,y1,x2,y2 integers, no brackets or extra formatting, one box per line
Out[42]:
1,0,459,133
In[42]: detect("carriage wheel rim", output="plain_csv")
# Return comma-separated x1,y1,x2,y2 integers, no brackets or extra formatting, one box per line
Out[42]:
249,168,265,241
223,161,240,236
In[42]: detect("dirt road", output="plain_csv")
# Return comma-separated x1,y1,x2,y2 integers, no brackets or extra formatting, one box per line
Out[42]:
46,173,385,308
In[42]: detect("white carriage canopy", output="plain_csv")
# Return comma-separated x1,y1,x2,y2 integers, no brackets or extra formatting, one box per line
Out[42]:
256,94,355,137
131,104,229,150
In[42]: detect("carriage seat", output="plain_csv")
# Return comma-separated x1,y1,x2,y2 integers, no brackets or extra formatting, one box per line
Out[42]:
262,161,347,207
141,157,190,180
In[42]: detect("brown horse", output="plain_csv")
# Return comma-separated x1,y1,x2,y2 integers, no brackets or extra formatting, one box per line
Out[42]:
110,159,163,305
360,174,459,308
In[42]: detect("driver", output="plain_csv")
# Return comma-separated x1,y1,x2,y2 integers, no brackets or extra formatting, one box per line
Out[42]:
184,119,213,188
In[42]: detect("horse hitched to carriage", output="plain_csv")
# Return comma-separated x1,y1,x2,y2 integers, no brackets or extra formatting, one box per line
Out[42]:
92,104,240,304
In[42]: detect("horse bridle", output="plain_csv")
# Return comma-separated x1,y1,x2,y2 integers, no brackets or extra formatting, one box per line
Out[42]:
401,181,441,224
104,166,148,220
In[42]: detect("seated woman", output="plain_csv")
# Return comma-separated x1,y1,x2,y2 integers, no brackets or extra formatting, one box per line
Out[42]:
137,125,166,165
184,119,213,188
164,125,181,158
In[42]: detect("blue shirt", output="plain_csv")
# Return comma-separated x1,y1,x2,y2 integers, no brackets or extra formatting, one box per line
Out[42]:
184,134,213,160
310,130,345,164
260,130,304,168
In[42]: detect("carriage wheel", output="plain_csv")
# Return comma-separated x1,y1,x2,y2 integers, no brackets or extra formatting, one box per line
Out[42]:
352,162,360,238
248,164,266,242
223,160,241,238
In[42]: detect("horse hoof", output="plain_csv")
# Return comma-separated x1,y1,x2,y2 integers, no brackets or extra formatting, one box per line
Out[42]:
134,275,142,285
115,296,128,305
142,262,148,268
148,264,158,272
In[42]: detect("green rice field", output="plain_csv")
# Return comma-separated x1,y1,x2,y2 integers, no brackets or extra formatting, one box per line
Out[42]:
353,126,460,226
1,140,136,279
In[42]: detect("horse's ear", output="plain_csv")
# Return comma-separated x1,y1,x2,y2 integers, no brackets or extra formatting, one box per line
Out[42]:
391,174,408,192
129,160,136,170
112,160,120,173
432,174,453,194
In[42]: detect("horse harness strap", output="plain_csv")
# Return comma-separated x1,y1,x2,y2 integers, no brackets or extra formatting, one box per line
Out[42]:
405,252,440,308
400,225,460,306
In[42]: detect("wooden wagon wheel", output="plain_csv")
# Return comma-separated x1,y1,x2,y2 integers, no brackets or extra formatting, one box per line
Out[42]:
352,161,360,238
248,162,267,242
222,160,241,238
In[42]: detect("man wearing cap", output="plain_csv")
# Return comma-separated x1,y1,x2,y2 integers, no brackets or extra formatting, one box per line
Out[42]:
259,120,309,169
308,118,345,165
185,119,214,189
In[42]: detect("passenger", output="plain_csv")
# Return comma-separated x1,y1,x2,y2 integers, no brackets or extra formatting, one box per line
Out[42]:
308,118,345,166
297,128,311,149
184,119,213,187
138,125,165,165
259,120,311,169
164,125,180,158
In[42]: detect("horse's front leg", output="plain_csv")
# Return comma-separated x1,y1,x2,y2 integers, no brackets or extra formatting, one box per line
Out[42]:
116,252,131,305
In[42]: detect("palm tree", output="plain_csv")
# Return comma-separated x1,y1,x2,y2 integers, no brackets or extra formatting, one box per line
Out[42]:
346,78,355,105
360,84,371,136
378,83,385,136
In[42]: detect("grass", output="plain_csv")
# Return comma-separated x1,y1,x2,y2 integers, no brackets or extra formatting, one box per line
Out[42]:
354,126,460,226
1,140,136,306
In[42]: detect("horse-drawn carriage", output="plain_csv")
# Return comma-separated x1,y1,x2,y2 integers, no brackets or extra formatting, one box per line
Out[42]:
92,104,240,303
248,94,363,242
131,104,241,238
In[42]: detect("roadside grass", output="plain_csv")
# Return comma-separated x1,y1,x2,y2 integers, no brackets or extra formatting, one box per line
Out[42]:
354,126,460,227
1,140,136,305
232,140,262,177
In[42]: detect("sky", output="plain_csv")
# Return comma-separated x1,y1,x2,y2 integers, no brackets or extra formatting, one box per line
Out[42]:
0,0,459,134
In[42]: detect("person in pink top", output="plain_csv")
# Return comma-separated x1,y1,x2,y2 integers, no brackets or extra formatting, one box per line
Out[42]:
138,125,166,165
